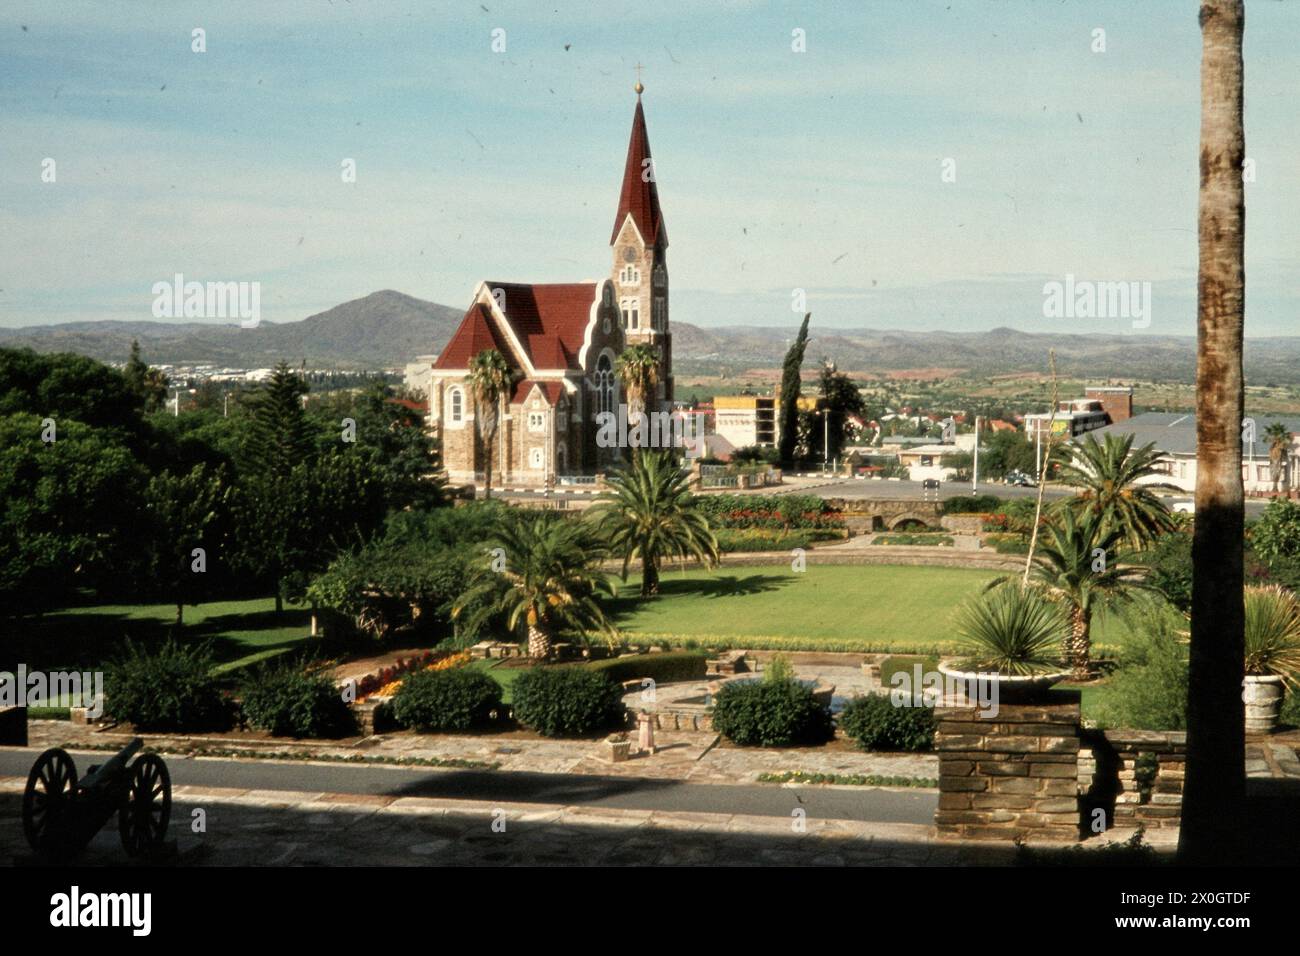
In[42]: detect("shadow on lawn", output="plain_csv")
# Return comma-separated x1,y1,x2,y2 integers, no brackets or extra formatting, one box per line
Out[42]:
602,572,793,625
4,603,312,672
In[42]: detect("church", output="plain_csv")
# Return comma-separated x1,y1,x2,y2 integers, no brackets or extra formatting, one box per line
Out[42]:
416,83,673,489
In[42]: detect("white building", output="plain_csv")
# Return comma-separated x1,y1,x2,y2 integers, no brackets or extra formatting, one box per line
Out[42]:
1090,412,1300,496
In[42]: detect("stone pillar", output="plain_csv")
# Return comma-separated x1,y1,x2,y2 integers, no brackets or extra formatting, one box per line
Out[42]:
934,691,1081,842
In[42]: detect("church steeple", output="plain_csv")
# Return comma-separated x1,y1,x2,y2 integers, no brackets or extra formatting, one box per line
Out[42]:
610,87,666,248
609,80,671,410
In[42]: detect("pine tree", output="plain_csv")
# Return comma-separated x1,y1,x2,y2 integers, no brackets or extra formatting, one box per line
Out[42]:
243,361,313,477
777,313,811,467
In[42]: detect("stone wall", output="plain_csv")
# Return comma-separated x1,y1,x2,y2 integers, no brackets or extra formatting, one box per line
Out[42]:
934,694,1082,842
935,692,1188,841
1079,729,1186,831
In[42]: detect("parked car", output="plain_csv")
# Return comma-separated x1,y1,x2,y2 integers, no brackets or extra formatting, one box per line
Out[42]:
1172,499,1196,515
1005,470,1037,487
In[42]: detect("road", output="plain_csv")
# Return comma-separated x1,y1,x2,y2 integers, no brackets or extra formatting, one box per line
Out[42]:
0,749,937,825
501,476,1271,518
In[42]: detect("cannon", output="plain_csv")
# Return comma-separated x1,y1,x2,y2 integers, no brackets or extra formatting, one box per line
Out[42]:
21,738,171,862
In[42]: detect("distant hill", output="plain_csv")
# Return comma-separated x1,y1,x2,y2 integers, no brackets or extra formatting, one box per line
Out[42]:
4,291,1300,383
672,323,1300,384
0,290,463,369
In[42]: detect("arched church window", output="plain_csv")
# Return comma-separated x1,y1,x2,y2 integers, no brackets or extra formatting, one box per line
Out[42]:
620,298,641,331
596,354,615,418
448,387,464,424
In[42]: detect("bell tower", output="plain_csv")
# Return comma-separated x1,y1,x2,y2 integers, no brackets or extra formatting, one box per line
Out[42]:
610,74,672,409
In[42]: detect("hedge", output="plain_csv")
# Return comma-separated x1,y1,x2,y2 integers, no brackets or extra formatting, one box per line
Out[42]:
584,651,708,685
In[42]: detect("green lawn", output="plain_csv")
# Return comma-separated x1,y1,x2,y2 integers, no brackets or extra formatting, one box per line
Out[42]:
465,658,525,704
604,564,1148,655
11,597,312,675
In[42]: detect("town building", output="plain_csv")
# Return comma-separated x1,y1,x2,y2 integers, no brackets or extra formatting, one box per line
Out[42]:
420,84,672,489
713,395,777,449
1091,411,1299,496
1023,398,1112,442
1084,385,1134,424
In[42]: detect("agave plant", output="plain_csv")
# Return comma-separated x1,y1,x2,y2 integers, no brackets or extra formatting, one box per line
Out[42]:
1243,585,1300,686
951,583,1068,676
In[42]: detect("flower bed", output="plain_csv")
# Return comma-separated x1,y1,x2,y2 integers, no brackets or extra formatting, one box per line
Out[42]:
355,650,470,701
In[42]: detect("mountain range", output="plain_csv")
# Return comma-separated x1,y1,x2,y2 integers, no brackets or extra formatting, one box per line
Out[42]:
3,290,1299,384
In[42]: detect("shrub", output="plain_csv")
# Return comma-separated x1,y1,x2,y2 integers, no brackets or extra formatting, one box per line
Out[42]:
1095,621,1188,730
943,495,1002,515
1280,689,1300,730
763,654,794,683
839,693,936,752
873,533,953,547
391,667,503,732
585,651,707,685
1144,530,1193,613
712,529,816,553
241,663,356,738
105,638,232,733
710,678,834,747
987,533,1029,555
511,667,625,737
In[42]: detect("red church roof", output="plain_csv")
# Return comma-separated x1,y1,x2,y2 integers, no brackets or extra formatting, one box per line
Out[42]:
488,282,597,371
432,303,515,371
433,284,598,373
610,97,666,247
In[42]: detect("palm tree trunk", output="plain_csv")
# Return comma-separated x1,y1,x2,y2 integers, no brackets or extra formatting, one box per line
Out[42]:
1068,604,1091,679
527,624,552,660
1181,0,1247,866
641,557,659,598
481,420,495,500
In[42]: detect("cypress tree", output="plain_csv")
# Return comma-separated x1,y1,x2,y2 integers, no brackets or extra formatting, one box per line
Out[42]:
777,313,811,467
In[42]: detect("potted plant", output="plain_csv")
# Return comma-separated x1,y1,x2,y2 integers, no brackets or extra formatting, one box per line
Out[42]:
938,582,1071,702
601,732,632,762
1243,585,1300,734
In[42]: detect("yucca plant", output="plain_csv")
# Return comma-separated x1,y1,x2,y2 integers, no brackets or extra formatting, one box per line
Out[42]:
1243,585,1300,687
951,583,1068,676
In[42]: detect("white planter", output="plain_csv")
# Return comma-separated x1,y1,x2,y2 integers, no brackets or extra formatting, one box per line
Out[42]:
1243,674,1286,735
937,662,1071,704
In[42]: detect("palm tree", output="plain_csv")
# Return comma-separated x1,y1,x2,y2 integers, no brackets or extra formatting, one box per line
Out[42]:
614,344,660,456
452,516,617,660
466,349,513,500
593,450,719,597
1264,422,1291,495
1181,0,1246,867
1052,432,1176,550
1008,510,1152,678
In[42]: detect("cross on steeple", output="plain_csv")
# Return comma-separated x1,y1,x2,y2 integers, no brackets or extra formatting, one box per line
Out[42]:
634,61,645,96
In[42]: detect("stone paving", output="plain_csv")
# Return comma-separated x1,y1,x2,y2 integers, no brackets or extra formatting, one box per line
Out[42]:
0,778,1013,867
1247,738,1300,779
23,713,941,786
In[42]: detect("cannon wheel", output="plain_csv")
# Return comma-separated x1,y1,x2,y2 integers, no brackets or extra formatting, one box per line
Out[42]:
22,748,79,857
118,754,171,858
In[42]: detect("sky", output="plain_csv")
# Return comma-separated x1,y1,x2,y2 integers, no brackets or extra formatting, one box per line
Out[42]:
1,0,1297,337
